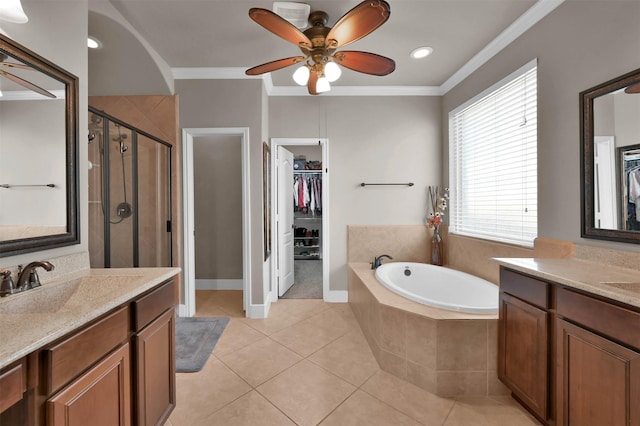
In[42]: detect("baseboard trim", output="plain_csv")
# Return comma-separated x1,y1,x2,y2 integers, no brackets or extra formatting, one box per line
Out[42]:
246,292,272,319
195,279,243,290
324,290,348,303
177,304,189,317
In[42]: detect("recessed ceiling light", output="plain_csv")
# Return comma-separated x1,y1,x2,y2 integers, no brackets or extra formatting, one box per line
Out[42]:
410,46,433,59
87,36,102,49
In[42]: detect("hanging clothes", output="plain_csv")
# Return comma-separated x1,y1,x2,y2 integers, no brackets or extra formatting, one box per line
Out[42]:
293,173,322,216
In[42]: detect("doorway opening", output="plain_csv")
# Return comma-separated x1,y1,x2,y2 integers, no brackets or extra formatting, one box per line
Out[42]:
271,138,329,302
182,128,251,318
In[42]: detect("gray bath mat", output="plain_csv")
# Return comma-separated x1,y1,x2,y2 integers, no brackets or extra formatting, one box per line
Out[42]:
175,317,229,373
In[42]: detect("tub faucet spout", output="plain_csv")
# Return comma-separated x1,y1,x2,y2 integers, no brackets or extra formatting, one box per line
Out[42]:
371,254,393,269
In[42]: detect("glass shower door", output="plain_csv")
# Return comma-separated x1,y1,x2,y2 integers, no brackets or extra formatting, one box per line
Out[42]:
137,134,172,267
87,109,172,268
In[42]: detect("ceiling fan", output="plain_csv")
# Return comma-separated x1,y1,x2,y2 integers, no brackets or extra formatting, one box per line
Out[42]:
245,0,395,95
625,82,640,94
0,52,56,98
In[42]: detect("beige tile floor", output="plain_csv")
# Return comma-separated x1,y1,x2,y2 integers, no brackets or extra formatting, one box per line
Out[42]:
166,290,540,426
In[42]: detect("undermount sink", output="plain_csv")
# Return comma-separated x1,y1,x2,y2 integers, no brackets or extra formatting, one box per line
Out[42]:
601,282,640,294
0,278,82,314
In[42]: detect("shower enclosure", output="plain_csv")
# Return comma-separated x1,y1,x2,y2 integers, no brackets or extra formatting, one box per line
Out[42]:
88,108,172,268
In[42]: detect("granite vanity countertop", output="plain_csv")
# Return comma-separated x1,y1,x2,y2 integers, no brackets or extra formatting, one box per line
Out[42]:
0,267,180,370
495,258,640,309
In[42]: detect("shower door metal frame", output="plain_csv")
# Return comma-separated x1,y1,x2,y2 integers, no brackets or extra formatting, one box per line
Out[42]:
89,107,173,268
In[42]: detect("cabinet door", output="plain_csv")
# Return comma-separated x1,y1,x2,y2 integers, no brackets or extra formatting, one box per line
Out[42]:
134,308,175,426
556,318,640,426
498,292,549,420
47,344,131,426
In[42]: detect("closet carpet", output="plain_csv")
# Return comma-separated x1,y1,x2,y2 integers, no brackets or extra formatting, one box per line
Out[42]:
282,260,323,299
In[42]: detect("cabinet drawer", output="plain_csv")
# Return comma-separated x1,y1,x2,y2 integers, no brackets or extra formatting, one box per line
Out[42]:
500,268,551,309
44,306,130,394
0,359,26,413
133,279,176,332
556,287,640,350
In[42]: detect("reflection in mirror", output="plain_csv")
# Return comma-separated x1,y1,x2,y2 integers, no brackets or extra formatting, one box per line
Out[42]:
618,144,640,231
582,67,640,243
0,34,79,256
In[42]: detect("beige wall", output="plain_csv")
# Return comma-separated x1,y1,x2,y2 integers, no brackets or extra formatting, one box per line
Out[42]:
442,0,640,254
176,79,266,304
193,135,243,279
270,96,442,292
0,0,88,269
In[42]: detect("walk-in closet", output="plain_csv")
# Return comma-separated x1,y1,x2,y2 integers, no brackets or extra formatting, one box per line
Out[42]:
280,145,323,299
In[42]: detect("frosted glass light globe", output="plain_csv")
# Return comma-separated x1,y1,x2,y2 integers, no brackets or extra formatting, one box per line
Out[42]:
324,62,341,82
316,77,331,93
292,66,310,86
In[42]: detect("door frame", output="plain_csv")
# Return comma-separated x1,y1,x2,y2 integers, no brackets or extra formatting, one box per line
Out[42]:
181,128,251,317
270,138,330,303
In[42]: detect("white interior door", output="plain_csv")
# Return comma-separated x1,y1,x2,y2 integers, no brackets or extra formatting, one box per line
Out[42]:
594,136,617,229
277,146,295,296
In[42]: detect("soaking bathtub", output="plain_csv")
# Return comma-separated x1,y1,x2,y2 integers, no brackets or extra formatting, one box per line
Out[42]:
374,262,499,314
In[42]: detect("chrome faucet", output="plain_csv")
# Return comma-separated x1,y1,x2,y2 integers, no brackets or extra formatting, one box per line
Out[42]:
371,254,393,269
16,261,54,291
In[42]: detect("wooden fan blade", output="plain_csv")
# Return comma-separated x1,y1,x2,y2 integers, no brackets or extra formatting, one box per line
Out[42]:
0,69,56,98
246,56,306,75
249,8,312,49
625,82,640,94
308,69,319,95
0,62,32,70
325,0,391,49
333,51,395,76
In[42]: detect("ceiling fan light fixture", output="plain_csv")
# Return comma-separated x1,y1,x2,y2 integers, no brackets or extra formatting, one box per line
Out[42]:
324,61,341,82
293,65,310,85
0,0,28,23
316,77,331,93
410,46,433,59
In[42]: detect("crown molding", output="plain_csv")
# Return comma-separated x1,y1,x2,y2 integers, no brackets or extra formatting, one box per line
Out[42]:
171,0,565,97
268,85,443,96
172,67,442,96
439,0,565,94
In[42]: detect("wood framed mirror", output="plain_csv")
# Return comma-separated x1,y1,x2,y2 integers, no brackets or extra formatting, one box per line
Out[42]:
581,67,640,243
0,34,79,256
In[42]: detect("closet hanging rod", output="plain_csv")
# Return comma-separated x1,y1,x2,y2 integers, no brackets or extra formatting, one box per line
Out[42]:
360,182,414,187
1,183,56,189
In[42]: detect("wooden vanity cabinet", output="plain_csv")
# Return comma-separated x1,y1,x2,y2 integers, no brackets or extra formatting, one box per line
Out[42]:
498,268,551,423
132,279,177,426
44,306,132,426
555,288,640,426
0,278,177,426
0,357,29,424
499,267,640,426
47,343,131,426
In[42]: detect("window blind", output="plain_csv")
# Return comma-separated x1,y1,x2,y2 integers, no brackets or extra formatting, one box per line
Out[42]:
449,60,537,247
